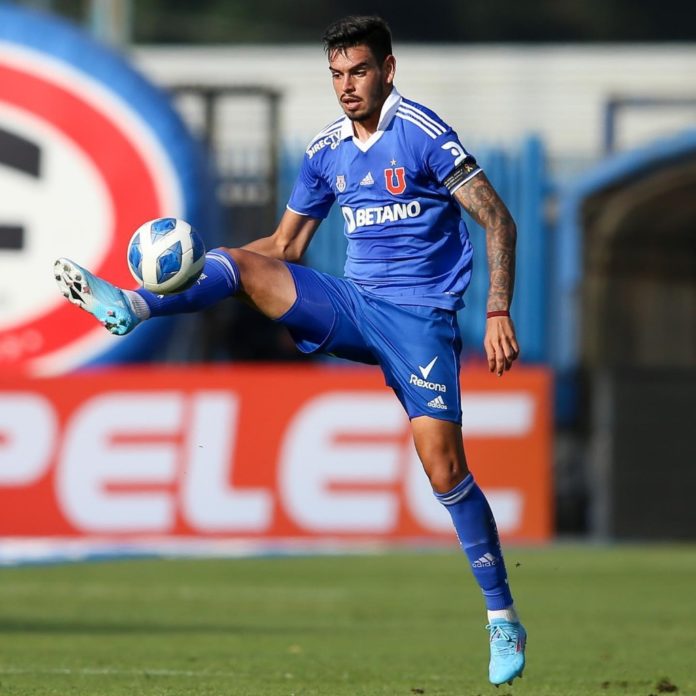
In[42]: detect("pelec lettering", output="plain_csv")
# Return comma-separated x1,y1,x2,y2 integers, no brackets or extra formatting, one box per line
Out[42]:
0,378,540,539
341,201,422,233
58,391,272,534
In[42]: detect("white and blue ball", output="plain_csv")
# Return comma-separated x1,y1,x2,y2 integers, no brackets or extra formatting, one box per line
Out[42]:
127,217,206,294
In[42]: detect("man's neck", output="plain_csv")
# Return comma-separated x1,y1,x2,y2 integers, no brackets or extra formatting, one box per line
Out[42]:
351,117,379,142
350,89,393,142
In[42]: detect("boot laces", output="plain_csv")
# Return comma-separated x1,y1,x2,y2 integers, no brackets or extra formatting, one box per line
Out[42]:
486,622,519,657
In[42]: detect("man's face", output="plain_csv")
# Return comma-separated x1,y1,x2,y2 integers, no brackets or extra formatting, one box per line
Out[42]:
328,44,395,123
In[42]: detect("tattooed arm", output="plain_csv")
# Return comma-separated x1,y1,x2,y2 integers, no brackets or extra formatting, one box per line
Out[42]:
454,172,520,375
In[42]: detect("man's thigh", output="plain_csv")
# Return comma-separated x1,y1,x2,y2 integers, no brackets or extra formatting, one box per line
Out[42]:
276,264,378,365
361,299,463,423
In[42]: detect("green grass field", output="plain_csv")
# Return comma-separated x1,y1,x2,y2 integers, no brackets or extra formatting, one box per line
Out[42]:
0,545,694,695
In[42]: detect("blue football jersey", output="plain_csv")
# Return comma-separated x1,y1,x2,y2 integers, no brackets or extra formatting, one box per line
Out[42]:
287,88,481,311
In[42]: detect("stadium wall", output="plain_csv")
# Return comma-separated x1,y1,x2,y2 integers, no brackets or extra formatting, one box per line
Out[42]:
134,44,696,162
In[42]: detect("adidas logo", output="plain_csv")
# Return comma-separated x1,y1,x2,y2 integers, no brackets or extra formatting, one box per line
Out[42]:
472,552,498,568
360,171,375,186
427,395,447,410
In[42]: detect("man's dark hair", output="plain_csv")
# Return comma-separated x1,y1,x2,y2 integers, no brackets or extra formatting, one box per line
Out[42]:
322,15,393,64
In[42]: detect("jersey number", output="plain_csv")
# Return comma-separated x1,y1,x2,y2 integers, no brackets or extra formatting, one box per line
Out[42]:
441,141,466,167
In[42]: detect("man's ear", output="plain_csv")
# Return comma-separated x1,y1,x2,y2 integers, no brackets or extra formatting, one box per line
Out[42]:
383,55,396,85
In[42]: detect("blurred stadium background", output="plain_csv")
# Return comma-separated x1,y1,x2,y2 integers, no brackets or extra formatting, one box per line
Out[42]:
0,1,695,692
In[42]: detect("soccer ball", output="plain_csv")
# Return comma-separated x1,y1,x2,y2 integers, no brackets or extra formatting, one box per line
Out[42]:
127,217,206,294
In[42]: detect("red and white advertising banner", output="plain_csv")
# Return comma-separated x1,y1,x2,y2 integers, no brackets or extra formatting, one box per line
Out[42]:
0,365,552,543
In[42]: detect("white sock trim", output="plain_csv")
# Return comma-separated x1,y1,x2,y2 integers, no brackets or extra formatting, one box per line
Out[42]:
487,605,519,623
124,290,151,320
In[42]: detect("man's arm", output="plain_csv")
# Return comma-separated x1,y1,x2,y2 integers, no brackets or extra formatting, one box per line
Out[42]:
454,172,520,376
241,209,322,262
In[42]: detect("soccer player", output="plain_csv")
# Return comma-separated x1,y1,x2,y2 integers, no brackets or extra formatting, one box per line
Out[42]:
55,15,526,685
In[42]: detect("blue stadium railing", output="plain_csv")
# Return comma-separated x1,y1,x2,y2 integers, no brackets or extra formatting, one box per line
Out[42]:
278,135,553,365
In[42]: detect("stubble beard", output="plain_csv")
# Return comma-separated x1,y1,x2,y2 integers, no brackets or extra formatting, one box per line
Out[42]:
345,110,370,122
343,87,386,123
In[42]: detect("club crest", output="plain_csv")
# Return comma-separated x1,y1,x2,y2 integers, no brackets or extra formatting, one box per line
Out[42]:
336,175,346,192
384,166,406,195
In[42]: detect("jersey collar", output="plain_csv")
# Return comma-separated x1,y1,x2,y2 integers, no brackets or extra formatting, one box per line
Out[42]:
339,86,402,152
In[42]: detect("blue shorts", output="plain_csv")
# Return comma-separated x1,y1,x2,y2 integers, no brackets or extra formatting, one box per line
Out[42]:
277,263,463,423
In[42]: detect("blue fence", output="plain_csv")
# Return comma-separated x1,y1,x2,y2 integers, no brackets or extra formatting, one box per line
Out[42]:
279,135,553,364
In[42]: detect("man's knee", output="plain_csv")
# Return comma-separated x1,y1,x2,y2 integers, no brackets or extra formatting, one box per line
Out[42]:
411,416,469,494
220,247,255,281
425,457,468,494
219,247,296,318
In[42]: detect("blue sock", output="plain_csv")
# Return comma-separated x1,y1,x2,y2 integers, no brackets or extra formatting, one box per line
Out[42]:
435,474,514,610
136,249,240,316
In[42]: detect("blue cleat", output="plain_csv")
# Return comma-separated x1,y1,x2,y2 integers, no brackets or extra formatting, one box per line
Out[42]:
54,258,141,336
487,619,527,686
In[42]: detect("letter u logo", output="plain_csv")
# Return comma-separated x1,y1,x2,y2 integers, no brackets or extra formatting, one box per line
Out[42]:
384,167,406,195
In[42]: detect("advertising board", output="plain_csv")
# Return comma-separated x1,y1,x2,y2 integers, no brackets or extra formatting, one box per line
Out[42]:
0,365,552,543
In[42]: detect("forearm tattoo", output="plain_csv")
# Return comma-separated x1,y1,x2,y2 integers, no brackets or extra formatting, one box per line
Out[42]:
455,173,517,312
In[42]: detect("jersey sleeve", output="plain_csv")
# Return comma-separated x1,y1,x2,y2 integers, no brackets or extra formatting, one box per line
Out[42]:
286,153,335,220
425,129,482,195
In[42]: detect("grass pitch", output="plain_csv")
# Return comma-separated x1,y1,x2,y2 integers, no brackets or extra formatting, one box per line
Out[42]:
0,545,694,695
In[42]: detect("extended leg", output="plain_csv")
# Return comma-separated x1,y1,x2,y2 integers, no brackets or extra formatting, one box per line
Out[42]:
55,247,299,335
134,247,299,320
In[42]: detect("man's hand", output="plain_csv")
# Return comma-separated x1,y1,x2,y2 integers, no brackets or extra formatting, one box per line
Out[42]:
484,315,520,376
